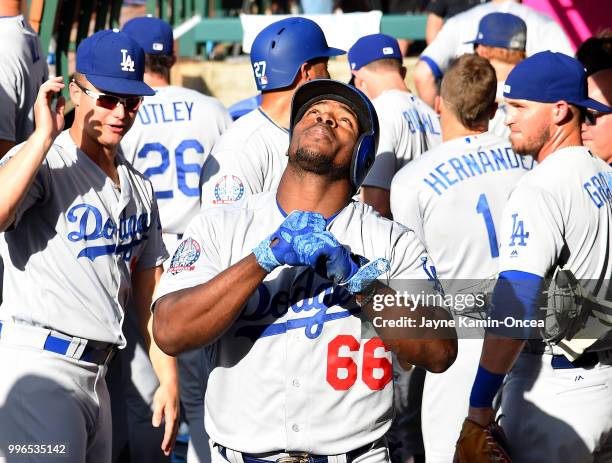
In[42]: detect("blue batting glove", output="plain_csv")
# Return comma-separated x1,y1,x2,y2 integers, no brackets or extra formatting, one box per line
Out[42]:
253,211,326,272
302,232,360,284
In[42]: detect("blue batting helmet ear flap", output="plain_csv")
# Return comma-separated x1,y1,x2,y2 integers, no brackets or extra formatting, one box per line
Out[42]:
250,18,345,92
351,132,376,189
289,79,379,192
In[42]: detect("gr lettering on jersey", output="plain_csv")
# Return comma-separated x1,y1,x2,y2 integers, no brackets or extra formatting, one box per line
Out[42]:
236,271,355,342
402,108,441,135
583,171,612,208
137,100,194,125
67,203,151,261
423,148,534,196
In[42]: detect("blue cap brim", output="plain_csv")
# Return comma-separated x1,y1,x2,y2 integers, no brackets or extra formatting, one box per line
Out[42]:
576,97,612,113
86,74,156,96
322,47,346,57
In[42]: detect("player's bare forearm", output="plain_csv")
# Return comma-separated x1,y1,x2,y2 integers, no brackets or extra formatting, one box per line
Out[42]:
132,266,179,379
0,78,65,231
425,13,444,44
153,254,267,355
414,61,438,108
360,186,392,219
360,281,458,373
479,332,525,374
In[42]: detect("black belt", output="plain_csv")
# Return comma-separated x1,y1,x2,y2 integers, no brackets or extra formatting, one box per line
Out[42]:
217,440,377,463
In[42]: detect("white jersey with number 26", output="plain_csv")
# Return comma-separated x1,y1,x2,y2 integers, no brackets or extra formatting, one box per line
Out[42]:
121,85,232,235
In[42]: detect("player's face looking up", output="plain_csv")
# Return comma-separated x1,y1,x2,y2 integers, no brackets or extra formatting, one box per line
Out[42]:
288,99,360,179
70,76,141,149
504,98,552,157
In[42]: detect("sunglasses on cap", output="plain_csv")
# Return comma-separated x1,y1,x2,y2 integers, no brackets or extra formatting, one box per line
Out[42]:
584,109,606,126
72,79,143,112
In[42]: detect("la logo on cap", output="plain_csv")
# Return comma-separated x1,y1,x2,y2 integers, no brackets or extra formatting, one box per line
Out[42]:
120,49,135,72
153,42,164,51
382,47,393,55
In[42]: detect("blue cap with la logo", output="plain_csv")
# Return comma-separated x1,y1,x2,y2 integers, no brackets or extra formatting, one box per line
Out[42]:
122,16,174,55
76,29,155,96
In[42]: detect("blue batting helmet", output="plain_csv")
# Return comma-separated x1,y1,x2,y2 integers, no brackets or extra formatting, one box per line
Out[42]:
250,18,345,91
289,79,379,191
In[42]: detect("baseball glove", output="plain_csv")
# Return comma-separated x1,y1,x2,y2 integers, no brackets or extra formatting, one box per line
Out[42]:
455,418,512,463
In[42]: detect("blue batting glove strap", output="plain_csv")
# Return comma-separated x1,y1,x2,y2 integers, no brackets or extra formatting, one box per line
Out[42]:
469,365,505,408
341,258,390,294
253,236,281,273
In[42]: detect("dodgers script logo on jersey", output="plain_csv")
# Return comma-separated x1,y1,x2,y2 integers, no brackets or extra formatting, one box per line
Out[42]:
235,255,439,342
237,271,356,342
67,203,151,261
214,175,245,204
168,238,201,275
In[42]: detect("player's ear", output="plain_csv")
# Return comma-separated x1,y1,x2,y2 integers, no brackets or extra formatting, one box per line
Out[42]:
434,95,442,115
301,62,312,81
552,101,571,125
69,79,81,107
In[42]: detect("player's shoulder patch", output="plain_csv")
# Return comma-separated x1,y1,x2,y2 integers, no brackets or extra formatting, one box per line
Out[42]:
213,174,245,205
168,237,202,275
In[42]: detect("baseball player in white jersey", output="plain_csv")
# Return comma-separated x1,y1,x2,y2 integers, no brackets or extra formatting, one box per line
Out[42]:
0,30,179,462
457,52,612,462
0,1,48,305
200,17,344,207
120,16,231,463
413,0,573,107
152,80,458,463
467,13,527,140
347,34,441,219
391,54,533,463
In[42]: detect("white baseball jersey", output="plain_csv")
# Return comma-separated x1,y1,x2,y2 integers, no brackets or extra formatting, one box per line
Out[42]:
200,109,288,207
498,145,612,296
154,191,439,455
0,15,48,144
120,85,232,236
391,132,534,279
390,132,532,463
0,130,167,347
362,90,442,191
420,1,573,78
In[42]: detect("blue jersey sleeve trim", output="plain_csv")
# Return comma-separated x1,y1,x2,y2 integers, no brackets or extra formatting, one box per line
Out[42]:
488,270,543,339
419,56,443,80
